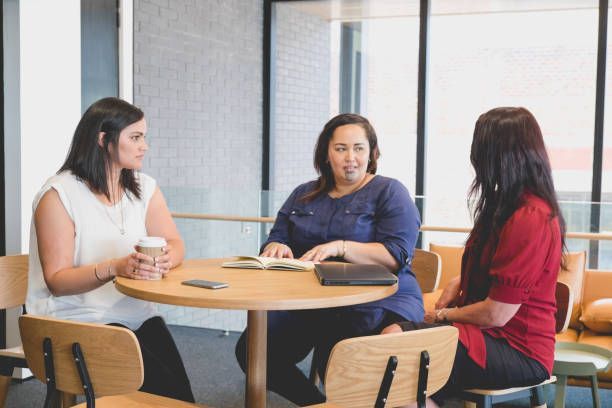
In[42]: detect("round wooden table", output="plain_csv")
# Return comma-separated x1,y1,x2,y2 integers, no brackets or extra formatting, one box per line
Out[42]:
115,258,397,408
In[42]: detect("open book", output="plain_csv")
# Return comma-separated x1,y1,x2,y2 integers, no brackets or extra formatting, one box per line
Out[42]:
222,256,314,271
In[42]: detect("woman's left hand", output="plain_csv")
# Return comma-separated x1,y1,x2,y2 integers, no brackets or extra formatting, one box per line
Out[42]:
299,241,343,262
423,310,437,324
152,244,174,272
131,244,174,277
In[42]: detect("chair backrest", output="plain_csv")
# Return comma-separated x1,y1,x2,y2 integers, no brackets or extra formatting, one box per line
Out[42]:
0,254,29,310
556,251,586,329
582,268,612,306
324,325,458,407
555,280,573,334
428,243,463,290
19,315,143,397
412,249,441,293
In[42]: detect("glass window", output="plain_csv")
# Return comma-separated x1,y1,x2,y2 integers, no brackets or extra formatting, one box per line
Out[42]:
272,1,420,195
599,3,612,268
425,0,599,248
81,0,119,112
361,16,419,193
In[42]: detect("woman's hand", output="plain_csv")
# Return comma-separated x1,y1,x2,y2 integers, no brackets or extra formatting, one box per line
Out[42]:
423,310,438,324
261,242,294,258
435,276,461,310
114,249,171,280
381,323,402,335
299,241,343,262
152,244,174,271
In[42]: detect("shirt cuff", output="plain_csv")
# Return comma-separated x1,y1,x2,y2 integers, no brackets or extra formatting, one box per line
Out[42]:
381,241,408,270
489,283,530,304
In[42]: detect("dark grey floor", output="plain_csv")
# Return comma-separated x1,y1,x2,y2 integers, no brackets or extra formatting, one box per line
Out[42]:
5,324,611,407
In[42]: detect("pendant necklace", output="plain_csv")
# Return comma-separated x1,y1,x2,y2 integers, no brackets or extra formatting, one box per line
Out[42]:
105,186,126,235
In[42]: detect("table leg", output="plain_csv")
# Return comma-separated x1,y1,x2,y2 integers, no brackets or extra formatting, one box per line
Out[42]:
246,310,267,408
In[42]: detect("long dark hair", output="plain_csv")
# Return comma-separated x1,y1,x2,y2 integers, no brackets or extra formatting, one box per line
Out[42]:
468,107,566,261
301,113,380,202
59,97,144,200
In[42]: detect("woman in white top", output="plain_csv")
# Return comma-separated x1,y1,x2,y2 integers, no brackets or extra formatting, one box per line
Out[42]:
27,97,194,402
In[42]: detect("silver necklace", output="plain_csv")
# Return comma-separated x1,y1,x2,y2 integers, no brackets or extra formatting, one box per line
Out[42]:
104,191,125,235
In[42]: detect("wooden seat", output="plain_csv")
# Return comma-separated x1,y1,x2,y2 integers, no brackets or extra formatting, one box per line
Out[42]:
306,325,459,407
412,248,442,293
19,315,205,408
462,281,573,408
309,250,443,387
0,254,29,408
73,391,204,407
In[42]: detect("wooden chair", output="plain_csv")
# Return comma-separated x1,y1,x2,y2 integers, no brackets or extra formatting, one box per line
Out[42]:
309,250,442,387
461,281,573,408
424,244,464,311
412,248,442,293
306,325,458,408
19,314,204,408
0,254,29,408
428,243,464,290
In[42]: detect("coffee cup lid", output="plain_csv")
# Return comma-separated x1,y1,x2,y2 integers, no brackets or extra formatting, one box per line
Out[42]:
137,236,167,247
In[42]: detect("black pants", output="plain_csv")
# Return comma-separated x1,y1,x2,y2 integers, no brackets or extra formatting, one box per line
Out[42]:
235,307,405,407
398,321,549,404
111,316,195,402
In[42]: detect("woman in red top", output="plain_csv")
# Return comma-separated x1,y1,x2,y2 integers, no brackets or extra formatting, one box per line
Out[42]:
383,107,565,405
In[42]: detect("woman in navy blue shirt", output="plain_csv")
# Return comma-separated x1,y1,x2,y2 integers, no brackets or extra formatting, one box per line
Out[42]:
235,113,423,406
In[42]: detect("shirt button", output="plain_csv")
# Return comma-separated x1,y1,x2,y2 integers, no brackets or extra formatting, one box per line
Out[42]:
291,211,296,214
308,211,314,215
345,210,351,214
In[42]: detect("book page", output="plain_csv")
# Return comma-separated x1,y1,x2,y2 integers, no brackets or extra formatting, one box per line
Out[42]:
266,258,314,271
222,256,314,271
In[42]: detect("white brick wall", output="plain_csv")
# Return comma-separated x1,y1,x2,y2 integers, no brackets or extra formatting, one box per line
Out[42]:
134,0,263,331
272,3,331,193
134,0,263,190
133,1,333,331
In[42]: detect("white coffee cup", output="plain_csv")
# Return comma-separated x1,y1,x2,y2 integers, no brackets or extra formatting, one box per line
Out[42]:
136,237,167,280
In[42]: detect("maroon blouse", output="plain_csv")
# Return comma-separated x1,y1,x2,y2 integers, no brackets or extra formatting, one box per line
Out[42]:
453,193,562,374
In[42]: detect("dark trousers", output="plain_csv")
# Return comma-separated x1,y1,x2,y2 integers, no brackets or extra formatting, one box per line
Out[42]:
235,307,404,407
398,321,549,404
111,316,195,402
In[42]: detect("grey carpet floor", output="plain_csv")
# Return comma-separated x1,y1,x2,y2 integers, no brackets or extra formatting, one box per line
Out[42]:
6,324,611,407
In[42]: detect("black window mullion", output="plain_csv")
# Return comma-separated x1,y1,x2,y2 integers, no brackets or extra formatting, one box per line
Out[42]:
0,0,6,350
416,0,430,248
261,0,275,247
0,0,6,257
588,0,608,269
262,0,274,193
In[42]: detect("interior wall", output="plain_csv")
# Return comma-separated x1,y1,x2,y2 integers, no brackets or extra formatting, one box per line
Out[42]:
133,0,263,331
272,3,331,195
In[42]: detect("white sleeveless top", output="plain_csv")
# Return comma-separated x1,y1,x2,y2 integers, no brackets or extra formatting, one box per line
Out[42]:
26,171,157,330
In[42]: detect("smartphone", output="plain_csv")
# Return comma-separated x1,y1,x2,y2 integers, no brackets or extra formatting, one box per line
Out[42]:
181,279,229,289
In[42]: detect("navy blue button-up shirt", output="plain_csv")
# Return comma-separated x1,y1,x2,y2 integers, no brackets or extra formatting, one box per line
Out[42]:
264,175,424,321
